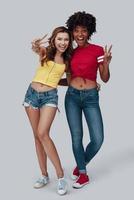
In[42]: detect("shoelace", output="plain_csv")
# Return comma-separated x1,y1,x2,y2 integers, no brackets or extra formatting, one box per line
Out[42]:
58,180,65,190
37,177,48,184
76,174,88,183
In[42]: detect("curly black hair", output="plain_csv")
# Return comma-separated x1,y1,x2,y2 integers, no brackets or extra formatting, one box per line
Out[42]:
66,11,96,37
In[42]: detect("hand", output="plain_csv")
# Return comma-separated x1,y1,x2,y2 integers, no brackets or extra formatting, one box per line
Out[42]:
31,34,48,53
103,45,112,66
31,34,48,45
97,82,101,91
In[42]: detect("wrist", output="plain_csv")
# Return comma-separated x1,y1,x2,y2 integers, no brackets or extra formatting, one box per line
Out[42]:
103,62,109,68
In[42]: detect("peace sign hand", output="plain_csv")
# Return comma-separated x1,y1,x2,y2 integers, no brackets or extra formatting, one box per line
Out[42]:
103,45,112,66
31,34,48,53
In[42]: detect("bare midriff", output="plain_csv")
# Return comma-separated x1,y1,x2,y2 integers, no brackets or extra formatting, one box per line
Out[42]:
70,77,97,90
31,82,55,92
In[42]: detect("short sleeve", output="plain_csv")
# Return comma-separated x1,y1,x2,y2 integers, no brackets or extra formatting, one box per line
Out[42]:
97,47,104,64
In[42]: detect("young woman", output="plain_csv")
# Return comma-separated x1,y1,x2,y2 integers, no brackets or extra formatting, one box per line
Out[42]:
64,11,112,189
23,26,72,195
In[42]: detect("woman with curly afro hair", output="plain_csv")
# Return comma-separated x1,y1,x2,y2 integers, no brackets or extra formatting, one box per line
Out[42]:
64,11,112,189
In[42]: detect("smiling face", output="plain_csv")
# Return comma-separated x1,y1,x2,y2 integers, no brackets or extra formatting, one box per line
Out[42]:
73,25,89,47
54,32,70,54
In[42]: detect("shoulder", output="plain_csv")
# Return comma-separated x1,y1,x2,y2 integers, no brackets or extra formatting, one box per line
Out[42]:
90,43,103,50
90,43,104,55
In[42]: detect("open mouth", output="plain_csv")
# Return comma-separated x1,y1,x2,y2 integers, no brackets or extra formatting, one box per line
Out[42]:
59,46,66,51
77,38,84,41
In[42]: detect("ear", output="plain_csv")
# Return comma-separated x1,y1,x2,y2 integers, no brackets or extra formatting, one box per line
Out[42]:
88,32,91,40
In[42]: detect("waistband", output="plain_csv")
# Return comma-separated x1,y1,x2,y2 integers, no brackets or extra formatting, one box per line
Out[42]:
67,85,98,94
29,84,57,96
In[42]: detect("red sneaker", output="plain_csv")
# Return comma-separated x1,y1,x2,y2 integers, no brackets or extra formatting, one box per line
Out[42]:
71,167,79,180
73,173,89,188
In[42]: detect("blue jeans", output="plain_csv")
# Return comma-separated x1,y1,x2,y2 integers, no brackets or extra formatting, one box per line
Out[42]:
65,86,104,173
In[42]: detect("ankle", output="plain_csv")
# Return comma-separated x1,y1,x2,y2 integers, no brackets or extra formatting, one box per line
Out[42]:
57,169,64,179
42,172,48,177
57,174,64,179
79,169,87,174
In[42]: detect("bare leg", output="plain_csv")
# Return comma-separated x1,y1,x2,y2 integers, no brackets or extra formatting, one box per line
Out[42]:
25,107,48,176
37,106,64,178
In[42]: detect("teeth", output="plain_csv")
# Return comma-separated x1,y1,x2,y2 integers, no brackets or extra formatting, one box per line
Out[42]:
60,47,65,50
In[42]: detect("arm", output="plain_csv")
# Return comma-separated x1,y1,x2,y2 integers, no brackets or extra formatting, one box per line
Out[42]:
58,78,68,86
99,45,112,83
31,35,48,63
58,72,71,86
99,63,110,83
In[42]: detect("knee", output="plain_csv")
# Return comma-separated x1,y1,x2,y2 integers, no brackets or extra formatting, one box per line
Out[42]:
72,133,82,149
34,134,40,143
37,129,50,143
94,136,104,150
32,130,41,142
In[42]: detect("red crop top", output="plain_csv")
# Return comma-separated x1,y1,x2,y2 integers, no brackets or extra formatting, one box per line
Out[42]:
70,43,104,81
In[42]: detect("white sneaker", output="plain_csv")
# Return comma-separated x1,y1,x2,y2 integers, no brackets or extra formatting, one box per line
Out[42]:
57,177,67,195
33,175,49,189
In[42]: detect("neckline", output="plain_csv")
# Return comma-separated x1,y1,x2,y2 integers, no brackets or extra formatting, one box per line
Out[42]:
49,60,65,66
77,43,90,49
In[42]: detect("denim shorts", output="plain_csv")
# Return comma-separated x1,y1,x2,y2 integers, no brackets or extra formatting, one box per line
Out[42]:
22,84,58,109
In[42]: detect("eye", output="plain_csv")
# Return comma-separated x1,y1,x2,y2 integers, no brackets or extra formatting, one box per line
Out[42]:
74,29,79,33
57,37,62,41
65,38,69,41
82,29,88,33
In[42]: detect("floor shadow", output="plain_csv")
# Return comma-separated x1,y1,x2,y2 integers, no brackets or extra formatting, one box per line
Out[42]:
88,147,134,181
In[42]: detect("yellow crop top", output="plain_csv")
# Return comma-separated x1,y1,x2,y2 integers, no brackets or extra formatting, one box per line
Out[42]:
32,61,66,88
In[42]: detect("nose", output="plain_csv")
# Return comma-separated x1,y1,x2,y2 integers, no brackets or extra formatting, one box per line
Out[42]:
78,31,82,36
61,40,65,45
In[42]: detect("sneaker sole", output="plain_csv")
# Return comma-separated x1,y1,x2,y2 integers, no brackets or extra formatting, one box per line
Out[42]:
57,190,67,195
33,180,49,189
34,184,48,189
72,181,89,189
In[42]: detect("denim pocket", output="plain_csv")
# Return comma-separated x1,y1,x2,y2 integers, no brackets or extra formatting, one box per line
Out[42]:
66,91,71,96
46,91,58,101
66,88,75,96
25,87,32,98
85,90,99,103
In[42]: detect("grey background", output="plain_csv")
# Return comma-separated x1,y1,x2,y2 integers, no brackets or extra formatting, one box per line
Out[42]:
0,0,133,199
